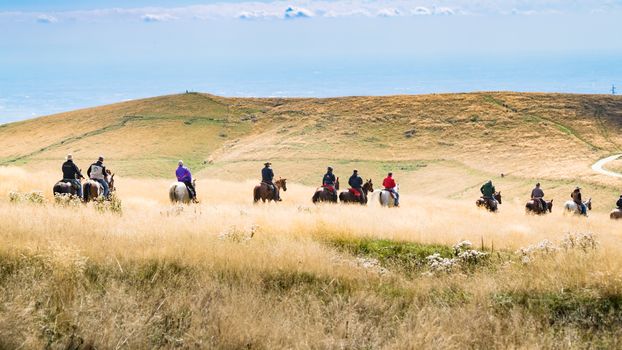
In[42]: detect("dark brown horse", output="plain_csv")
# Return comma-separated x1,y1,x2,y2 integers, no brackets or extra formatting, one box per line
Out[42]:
526,199,553,215
476,192,502,212
53,180,81,197
339,179,374,205
312,177,340,204
254,178,287,203
83,170,115,203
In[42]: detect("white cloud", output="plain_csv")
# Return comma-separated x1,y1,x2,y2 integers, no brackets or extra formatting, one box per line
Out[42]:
434,7,455,15
36,14,58,24
141,13,176,22
377,8,401,17
284,6,314,19
2,0,621,24
412,7,432,15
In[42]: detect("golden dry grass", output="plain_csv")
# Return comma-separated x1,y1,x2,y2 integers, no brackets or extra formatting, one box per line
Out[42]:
1,167,622,349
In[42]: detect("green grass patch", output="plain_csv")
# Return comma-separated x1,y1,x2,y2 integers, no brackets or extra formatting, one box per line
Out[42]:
326,236,453,272
492,290,622,331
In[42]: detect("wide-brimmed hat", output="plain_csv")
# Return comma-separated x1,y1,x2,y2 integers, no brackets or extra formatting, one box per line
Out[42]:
264,162,271,166
353,169,358,173
575,186,581,190
327,166,333,171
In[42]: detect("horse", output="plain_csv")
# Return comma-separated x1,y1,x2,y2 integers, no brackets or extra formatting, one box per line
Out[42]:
83,170,115,203
254,178,287,203
339,179,374,205
610,209,622,220
525,199,553,215
372,184,400,208
476,192,502,212
312,177,340,204
563,198,592,216
53,180,81,197
169,179,197,204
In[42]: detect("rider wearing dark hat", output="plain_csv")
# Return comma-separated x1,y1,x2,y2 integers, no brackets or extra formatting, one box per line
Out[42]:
348,169,364,202
571,187,586,215
322,166,337,201
261,162,280,201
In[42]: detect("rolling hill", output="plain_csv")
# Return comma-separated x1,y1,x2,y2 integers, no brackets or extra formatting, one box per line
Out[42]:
1,92,621,207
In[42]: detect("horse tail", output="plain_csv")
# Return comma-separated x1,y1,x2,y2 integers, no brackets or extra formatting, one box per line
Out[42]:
83,182,91,202
169,184,177,203
312,191,319,204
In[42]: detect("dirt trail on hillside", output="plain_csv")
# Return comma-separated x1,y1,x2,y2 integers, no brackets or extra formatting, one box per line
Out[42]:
592,154,622,178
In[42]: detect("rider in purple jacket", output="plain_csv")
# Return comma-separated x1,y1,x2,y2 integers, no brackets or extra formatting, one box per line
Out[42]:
176,160,196,200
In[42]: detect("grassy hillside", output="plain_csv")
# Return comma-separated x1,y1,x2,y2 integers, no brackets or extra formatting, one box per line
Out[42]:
1,92,621,207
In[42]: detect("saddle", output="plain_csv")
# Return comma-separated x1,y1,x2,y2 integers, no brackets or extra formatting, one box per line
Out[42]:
322,185,336,194
384,189,397,199
349,188,361,197
60,179,80,190
261,181,274,190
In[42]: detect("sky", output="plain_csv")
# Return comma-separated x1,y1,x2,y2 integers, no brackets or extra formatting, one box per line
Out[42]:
0,1,621,121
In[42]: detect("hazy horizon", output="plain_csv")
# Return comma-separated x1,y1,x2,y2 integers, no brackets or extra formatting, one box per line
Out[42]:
1,0,621,123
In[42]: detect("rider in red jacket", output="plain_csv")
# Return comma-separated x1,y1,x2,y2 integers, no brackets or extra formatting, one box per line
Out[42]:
382,172,399,206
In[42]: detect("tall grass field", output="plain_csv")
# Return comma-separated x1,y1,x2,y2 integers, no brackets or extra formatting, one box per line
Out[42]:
1,166,621,349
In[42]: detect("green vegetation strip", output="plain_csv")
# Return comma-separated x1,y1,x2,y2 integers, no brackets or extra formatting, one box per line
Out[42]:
326,236,454,271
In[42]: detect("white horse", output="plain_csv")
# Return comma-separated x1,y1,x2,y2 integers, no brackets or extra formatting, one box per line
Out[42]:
563,198,591,216
372,184,399,207
169,179,196,204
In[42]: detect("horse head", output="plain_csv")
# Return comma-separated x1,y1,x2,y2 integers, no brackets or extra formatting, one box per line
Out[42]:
494,191,502,204
277,178,287,191
335,177,340,191
192,178,196,189
108,173,116,192
586,198,592,211
364,179,374,193
548,199,554,212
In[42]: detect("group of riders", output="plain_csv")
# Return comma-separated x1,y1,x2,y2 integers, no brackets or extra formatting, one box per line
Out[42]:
58,155,622,212
59,154,111,200
479,179,622,215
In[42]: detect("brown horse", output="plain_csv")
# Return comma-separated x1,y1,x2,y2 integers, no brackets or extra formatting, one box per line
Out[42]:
610,209,622,220
83,170,115,203
476,192,502,212
339,179,374,205
312,177,340,204
254,178,287,203
525,199,553,215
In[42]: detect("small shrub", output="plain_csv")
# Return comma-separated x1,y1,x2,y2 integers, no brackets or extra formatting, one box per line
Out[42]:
92,193,122,215
54,194,82,207
8,191,46,205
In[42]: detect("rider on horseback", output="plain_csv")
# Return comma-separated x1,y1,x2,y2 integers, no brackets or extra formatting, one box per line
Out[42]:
382,172,399,207
176,160,197,202
262,162,281,201
348,170,365,203
531,182,547,212
571,187,587,216
61,154,84,198
322,167,338,201
617,195,622,210
87,156,110,198
480,180,496,208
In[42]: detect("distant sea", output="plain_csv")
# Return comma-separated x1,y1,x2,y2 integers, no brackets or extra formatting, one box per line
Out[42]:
1,54,620,124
